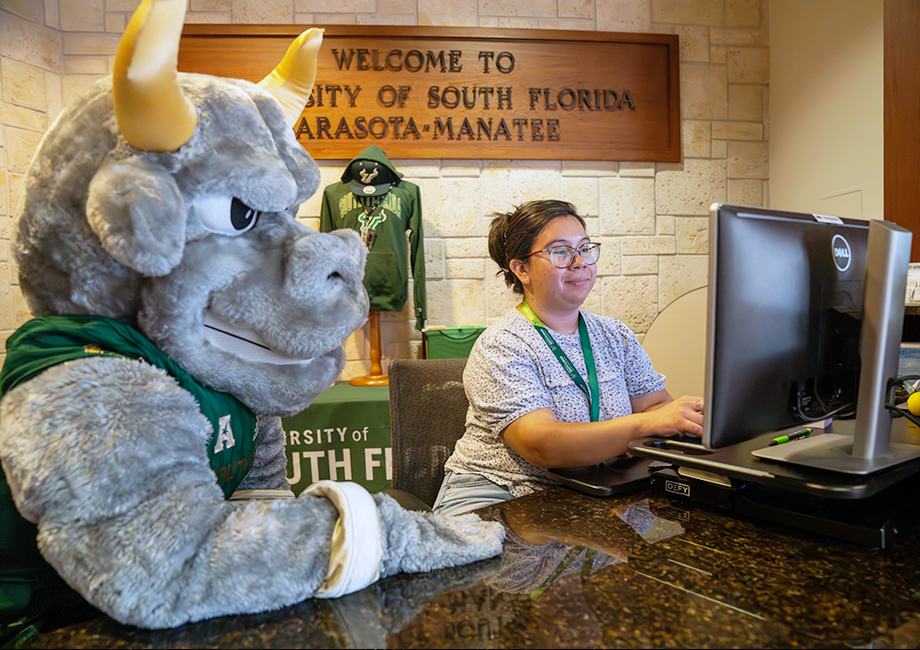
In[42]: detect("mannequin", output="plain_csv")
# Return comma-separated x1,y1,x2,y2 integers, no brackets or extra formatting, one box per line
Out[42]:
320,146,426,385
352,309,388,386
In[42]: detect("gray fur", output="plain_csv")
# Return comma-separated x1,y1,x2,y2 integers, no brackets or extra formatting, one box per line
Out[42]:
0,61,503,629
237,416,291,491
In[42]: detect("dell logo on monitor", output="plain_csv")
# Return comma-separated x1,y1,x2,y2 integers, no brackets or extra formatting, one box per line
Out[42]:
832,234,852,272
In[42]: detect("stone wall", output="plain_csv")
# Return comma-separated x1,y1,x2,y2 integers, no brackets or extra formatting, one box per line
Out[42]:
0,0,768,378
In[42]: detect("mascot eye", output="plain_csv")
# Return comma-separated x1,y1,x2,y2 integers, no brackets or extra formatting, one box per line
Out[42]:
193,195,260,236
230,198,260,232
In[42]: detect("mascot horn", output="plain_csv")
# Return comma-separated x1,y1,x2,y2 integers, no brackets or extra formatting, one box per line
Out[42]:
0,0,503,631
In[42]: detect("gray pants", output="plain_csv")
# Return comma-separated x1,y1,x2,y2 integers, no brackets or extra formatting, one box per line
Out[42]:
432,471,513,516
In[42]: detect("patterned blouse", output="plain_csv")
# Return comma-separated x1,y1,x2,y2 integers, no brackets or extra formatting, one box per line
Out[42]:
443,308,665,497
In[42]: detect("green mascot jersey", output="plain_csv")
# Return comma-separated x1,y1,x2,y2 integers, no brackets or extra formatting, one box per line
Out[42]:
0,315,258,619
320,145,426,330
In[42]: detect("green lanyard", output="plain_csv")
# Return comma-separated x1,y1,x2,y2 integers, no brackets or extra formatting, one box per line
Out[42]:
520,301,600,422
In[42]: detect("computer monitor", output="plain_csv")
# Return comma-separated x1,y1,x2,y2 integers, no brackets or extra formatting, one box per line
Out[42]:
701,203,919,475
703,204,869,448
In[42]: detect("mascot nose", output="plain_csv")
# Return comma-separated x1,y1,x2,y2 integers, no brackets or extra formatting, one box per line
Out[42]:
286,229,367,305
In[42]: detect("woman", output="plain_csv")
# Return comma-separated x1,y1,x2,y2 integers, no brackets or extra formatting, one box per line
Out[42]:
433,200,704,516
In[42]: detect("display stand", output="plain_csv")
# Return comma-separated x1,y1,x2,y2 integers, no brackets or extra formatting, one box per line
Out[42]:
350,309,388,386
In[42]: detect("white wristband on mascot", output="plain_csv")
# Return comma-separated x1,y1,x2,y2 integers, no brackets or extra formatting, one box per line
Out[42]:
302,480,382,598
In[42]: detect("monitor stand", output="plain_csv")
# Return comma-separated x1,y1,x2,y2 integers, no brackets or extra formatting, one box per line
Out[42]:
648,464,920,548
756,220,920,475
749,424,920,474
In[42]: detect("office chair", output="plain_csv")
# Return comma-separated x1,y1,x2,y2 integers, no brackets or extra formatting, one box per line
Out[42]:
386,357,469,510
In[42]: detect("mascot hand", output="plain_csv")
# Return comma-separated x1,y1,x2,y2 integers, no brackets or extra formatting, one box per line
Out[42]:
374,492,505,577
301,482,504,598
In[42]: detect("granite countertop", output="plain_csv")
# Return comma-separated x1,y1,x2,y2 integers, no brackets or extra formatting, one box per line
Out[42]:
19,487,920,649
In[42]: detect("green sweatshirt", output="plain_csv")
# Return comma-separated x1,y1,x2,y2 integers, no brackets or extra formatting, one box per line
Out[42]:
320,145,427,330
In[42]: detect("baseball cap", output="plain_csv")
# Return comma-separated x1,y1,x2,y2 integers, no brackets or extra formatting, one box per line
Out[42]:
348,160,397,196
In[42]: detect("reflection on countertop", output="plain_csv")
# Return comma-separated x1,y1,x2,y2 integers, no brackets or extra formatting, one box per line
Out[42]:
19,487,920,649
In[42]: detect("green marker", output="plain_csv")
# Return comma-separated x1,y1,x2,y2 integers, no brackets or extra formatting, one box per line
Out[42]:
769,427,813,446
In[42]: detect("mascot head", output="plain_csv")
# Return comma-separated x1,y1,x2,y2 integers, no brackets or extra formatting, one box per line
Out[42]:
11,0,369,415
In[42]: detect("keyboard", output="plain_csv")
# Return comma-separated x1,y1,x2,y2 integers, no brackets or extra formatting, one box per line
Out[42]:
670,433,703,444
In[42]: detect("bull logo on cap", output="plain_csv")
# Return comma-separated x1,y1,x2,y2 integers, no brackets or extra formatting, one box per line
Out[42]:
359,168,379,185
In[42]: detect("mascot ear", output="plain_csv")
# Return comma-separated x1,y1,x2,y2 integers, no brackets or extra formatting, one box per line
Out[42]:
87,156,186,276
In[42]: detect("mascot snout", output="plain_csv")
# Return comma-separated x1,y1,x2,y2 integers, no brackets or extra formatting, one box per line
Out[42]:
286,229,368,306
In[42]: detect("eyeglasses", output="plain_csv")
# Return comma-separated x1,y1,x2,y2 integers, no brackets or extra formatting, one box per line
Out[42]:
519,242,601,268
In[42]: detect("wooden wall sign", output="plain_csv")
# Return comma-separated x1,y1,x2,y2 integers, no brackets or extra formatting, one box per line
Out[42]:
179,25,680,162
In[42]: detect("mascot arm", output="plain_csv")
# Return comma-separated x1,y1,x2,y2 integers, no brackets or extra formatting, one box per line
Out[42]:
0,356,339,628
236,416,291,492
0,356,504,629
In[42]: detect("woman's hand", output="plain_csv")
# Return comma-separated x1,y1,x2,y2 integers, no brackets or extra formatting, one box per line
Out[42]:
637,394,704,438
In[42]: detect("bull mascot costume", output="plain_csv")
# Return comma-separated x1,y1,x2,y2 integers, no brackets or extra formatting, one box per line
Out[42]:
0,0,502,632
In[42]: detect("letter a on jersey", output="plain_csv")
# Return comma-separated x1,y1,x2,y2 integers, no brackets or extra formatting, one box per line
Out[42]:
213,414,236,453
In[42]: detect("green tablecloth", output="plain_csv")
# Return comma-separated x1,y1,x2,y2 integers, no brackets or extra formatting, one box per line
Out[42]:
280,382,391,495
